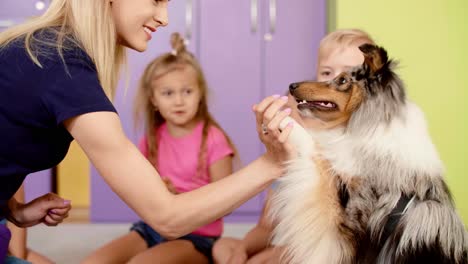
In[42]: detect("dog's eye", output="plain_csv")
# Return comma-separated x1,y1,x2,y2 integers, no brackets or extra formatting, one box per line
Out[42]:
337,77,347,85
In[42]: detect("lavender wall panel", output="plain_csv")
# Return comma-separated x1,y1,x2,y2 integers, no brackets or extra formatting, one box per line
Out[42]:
264,0,327,96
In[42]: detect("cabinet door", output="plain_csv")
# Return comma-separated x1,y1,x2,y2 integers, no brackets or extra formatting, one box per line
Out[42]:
90,0,197,222
198,0,265,221
263,0,327,96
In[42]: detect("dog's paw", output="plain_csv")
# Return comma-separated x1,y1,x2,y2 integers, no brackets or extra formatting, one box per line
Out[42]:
279,116,315,155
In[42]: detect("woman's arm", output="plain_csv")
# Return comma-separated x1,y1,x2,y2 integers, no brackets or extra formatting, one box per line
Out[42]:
210,156,233,183
65,96,292,239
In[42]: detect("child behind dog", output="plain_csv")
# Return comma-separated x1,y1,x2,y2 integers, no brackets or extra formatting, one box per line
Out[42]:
83,32,236,264
212,28,375,264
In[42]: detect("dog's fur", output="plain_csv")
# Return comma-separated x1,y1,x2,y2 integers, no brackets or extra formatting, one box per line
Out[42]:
269,44,468,264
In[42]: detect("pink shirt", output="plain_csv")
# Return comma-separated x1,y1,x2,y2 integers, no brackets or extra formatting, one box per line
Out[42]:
139,122,234,237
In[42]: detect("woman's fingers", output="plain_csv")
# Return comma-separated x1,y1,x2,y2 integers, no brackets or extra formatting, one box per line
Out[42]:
267,108,291,136
253,95,289,135
263,96,289,125
252,95,299,167
277,121,294,144
253,95,281,115
253,94,280,132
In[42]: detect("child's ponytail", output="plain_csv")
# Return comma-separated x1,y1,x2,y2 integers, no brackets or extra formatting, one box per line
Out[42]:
170,32,188,56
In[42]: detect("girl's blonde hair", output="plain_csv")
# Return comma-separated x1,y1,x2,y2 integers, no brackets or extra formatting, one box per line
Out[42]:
0,0,126,98
318,28,375,63
134,32,236,179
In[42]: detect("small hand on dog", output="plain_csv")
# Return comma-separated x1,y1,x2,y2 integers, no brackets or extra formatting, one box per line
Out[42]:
253,95,297,166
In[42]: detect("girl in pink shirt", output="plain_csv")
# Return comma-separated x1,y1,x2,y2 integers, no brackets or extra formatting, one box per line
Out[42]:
86,33,236,264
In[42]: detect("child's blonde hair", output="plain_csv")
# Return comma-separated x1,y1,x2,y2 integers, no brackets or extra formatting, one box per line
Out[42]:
318,29,375,63
134,32,236,179
0,0,126,98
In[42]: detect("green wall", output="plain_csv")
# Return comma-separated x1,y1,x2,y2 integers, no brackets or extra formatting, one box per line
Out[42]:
331,0,468,223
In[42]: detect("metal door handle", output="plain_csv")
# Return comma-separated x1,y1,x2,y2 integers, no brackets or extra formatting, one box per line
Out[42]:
251,0,258,33
185,0,193,42
269,0,277,34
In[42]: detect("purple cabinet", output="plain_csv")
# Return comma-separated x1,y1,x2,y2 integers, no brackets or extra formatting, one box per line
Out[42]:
264,0,326,96
198,0,326,222
90,0,197,222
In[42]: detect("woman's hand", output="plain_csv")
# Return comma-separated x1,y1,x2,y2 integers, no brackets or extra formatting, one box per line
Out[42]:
7,193,71,228
253,95,296,167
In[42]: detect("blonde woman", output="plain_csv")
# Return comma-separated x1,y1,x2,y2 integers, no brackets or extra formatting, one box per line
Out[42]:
0,0,295,262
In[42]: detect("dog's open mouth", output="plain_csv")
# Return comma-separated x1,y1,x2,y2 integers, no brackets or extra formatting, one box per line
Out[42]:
296,99,338,111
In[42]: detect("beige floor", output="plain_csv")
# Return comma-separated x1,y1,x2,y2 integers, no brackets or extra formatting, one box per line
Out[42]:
28,221,255,264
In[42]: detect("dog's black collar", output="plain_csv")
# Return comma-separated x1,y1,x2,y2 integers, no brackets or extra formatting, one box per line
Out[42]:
381,194,415,243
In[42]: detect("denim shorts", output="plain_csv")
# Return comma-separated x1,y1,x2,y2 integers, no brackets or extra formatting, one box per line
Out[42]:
130,221,219,262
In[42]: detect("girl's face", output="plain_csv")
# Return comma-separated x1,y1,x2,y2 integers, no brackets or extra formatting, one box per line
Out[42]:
111,0,169,52
316,44,365,82
150,66,202,128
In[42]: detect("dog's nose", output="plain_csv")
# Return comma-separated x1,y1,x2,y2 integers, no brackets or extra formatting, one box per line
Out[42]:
289,82,300,92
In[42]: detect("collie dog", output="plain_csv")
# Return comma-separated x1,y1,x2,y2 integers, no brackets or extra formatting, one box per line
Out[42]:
271,44,468,264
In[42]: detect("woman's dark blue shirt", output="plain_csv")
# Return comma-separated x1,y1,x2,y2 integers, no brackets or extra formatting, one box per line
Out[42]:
0,30,116,212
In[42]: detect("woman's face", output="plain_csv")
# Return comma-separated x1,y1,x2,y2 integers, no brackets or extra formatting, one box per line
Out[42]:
111,0,169,52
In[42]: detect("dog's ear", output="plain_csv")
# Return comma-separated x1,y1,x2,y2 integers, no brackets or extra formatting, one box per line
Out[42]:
359,44,388,75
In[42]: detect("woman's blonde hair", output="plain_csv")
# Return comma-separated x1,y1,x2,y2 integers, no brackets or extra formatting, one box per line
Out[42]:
0,0,125,98
318,28,375,63
134,32,236,179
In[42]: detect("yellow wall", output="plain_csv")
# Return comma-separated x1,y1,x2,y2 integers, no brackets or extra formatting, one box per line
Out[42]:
333,0,468,222
57,141,89,207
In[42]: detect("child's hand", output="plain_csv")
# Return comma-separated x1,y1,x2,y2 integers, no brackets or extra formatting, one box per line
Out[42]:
8,193,71,228
162,177,179,194
253,95,297,165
